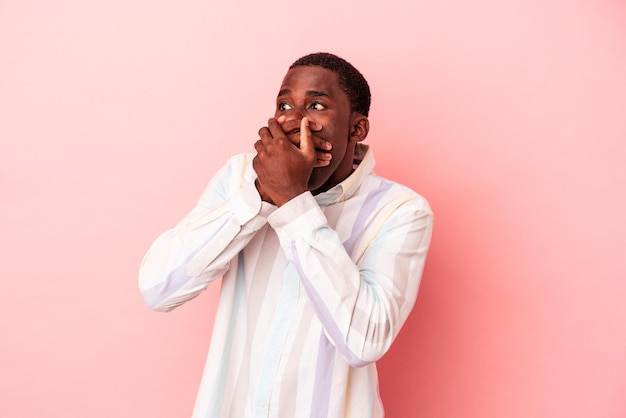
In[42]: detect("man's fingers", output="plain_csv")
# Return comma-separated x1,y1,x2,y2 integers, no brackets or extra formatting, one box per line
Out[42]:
267,118,285,140
262,117,330,167
313,151,332,167
258,126,272,141
299,117,314,157
277,118,330,148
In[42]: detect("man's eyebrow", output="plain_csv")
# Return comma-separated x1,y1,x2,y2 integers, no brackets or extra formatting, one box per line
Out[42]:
306,90,329,97
276,89,330,98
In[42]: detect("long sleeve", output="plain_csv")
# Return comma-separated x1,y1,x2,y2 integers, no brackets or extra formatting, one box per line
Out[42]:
138,154,275,312
267,188,434,367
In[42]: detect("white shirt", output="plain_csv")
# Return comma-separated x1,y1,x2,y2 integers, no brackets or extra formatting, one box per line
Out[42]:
139,144,434,417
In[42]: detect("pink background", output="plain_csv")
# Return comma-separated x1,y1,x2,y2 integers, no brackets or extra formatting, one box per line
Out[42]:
2,0,625,417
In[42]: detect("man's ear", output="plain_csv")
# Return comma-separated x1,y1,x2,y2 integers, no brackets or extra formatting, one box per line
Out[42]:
350,114,369,142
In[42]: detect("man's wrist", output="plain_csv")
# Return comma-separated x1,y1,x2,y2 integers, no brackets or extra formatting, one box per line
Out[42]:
271,188,308,207
254,179,275,205
255,179,308,207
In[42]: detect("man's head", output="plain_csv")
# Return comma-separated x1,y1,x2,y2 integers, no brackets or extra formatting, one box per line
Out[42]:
289,52,371,117
275,52,371,195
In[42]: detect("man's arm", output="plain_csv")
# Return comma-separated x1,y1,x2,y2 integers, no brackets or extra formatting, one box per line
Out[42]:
269,189,434,367
138,154,272,312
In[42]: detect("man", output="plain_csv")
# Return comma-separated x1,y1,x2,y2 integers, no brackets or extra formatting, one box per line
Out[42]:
139,52,434,417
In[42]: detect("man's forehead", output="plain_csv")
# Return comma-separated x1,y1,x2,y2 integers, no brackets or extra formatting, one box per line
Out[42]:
279,66,341,94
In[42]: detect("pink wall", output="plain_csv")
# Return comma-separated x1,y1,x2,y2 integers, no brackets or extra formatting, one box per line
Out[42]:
2,1,625,417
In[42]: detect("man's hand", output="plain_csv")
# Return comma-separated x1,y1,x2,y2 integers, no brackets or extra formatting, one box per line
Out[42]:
278,117,332,167
253,117,329,206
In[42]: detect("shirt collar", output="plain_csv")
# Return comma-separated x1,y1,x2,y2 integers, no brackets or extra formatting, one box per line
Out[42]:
314,143,375,206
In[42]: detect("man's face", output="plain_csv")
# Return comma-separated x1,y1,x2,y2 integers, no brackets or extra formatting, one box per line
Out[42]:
275,65,356,195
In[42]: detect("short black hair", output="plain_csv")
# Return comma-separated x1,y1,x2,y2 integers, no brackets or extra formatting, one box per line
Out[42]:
289,52,371,117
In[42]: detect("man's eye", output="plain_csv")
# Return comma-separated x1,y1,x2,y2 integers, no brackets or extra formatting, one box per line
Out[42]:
278,102,292,111
310,102,326,111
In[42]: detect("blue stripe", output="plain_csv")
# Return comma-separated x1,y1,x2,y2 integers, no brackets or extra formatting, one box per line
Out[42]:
253,264,299,417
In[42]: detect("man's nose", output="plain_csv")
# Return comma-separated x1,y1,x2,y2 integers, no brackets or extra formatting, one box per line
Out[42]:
283,111,301,123
281,117,322,133
282,106,320,127
282,104,303,119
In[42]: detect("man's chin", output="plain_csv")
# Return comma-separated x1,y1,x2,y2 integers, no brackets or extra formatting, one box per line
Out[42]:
308,174,332,196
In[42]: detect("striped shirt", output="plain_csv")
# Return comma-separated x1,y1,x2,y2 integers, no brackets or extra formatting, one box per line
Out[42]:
139,144,434,417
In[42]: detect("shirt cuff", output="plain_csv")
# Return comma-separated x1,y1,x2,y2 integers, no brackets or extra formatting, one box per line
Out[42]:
232,179,265,225
267,192,327,241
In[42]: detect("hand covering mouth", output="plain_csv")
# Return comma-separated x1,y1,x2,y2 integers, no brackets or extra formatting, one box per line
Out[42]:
281,118,322,135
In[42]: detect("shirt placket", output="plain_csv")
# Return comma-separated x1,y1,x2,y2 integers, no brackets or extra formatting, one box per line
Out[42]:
253,264,299,417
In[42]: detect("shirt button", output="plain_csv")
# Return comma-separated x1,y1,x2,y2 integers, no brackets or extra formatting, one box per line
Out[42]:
259,400,266,408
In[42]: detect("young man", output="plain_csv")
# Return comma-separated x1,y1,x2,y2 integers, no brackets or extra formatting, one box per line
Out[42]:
139,52,434,417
